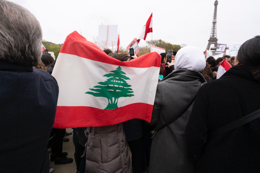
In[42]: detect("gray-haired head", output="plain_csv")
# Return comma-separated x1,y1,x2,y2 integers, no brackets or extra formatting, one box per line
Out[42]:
0,0,42,66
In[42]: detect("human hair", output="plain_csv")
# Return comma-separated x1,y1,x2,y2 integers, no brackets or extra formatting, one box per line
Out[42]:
0,1,42,66
200,63,212,82
172,51,177,56
104,49,112,55
41,54,54,67
34,61,47,71
216,57,224,64
160,53,166,63
108,53,129,62
206,56,216,67
223,55,230,59
237,36,260,81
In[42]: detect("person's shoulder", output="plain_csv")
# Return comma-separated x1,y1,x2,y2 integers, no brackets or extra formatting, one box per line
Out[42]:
33,68,57,82
157,78,169,88
200,77,229,93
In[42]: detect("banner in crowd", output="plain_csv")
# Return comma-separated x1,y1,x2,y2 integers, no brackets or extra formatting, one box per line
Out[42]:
217,59,232,79
216,44,227,53
229,44,241,57
127,38,140,55
97,25,118,50
52,31,161,128
151,46,165,54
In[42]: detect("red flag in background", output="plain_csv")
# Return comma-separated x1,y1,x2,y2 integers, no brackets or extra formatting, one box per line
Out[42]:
217,59,232,79
41,43,46,51
116,34,120,53
137,13,153,43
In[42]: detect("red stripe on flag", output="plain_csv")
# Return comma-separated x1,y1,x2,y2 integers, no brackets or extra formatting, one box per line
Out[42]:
60,31,160,68
221,59,232,71
53,103,153,128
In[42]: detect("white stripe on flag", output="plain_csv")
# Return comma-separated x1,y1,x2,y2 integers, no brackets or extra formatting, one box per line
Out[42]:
217,65,226,79
53,53,159,109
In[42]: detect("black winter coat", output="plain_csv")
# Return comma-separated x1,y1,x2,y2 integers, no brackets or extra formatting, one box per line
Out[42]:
0,61,59,173
123,119,143,142
186,65,260,173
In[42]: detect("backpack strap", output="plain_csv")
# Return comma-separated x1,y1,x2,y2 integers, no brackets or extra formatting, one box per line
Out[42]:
210,108,260,138
151,94,197,139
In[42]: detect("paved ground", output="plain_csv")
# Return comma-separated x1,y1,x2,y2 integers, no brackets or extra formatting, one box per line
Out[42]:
49,129,136,173
50,128,77,173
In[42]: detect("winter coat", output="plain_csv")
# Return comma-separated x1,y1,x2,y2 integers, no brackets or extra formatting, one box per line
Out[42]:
85,124,132,173
149,69,206,173
164,65,174,78
123,119,143,142
186,65,260,173
0,61,59,173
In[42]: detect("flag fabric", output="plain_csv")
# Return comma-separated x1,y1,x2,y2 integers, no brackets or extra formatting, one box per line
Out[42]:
151,46,165,54
216,44,227,53
127,38,139,55
116,34,120,53
41,43,46,51
137,13,153,43
52,31,161,128
217,59,232,79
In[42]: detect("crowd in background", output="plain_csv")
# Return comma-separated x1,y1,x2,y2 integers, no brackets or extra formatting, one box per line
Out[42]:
1,1,260,173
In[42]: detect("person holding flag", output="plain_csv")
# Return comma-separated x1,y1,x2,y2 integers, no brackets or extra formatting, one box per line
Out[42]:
51,31,161,173
83,53,133,173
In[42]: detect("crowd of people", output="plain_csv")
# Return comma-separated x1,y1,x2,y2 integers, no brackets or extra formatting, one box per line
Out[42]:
1,1,260,173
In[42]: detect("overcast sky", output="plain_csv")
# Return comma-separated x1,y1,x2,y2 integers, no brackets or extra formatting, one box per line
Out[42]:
9,0,260,51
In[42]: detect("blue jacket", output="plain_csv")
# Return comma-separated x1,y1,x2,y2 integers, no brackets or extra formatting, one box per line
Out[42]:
0,61,59,173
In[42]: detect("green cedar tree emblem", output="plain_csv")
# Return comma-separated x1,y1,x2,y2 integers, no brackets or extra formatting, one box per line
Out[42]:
86,66,134,110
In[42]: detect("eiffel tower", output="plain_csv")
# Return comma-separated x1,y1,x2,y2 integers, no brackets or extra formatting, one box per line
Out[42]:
206,0,218,50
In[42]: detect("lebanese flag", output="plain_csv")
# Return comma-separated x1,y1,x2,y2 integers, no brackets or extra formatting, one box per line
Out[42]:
137,13,153,43
52,31,161,128
127,38,140,55
216,59,232,79
41,43,46,51
116,34,120,53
